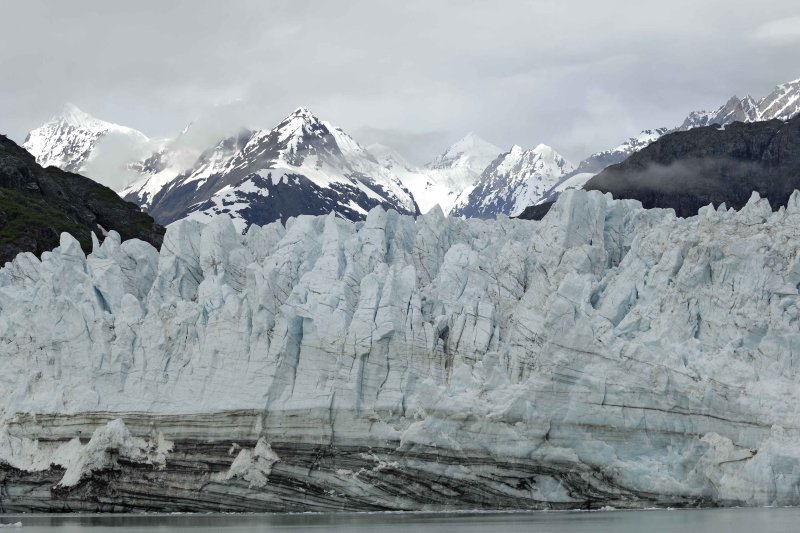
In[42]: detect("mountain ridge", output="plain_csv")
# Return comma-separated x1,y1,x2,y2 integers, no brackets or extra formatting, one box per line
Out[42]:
121,107,420,231
0,134,164,265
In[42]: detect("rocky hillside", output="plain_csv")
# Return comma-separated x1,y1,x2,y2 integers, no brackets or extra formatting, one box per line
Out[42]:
520,115,800,219
0,135,164,264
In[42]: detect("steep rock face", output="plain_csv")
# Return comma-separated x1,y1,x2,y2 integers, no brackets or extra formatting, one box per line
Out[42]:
121,108,419,231
451,144,573,218
0,135,164,265
581,115,800,217
2,189,800,511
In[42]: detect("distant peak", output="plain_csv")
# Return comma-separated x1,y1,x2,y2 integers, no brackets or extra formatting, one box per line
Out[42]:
53,103,104,127
288,107,319,121
453,131,495,147
440,132,502,157
274,107,325,135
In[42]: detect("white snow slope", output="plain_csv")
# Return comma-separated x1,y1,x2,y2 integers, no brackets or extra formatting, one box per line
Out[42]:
2,189,800,509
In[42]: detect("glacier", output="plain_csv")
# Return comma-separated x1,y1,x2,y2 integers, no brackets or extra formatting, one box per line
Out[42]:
1,189,800,512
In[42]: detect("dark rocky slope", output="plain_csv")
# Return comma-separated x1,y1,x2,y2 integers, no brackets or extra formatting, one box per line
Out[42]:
519,115,800,219
0,135,163,264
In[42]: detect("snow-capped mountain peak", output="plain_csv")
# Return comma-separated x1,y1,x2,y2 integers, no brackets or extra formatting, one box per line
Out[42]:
426,132,503,173
449,142,573,218
420,133,504,211
23,104,154,188
51,102,109,129
277,107,323,139
680,77,800,130
120,107,419,231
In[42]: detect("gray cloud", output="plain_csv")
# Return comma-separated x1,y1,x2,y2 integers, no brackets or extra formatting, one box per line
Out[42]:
1,0,798,166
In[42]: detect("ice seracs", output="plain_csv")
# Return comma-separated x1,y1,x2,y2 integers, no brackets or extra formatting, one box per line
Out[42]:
5,189,800,510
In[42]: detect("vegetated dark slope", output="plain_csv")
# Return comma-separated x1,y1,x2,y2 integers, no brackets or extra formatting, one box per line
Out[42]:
0,135,164,265
518,115,800,219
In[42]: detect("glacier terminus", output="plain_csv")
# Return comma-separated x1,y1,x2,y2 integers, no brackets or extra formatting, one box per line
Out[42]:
1,189,800,511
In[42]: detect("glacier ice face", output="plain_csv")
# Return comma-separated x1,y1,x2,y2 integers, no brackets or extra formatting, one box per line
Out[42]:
2,189,800,511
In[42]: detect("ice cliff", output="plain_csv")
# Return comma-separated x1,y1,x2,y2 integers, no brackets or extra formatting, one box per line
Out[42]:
1,189,800,511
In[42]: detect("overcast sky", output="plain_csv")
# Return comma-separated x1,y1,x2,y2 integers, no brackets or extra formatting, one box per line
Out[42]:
1,0,799,164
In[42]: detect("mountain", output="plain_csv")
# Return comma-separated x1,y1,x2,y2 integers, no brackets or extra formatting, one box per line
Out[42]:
679,95,760,130
0,134,163,265
424,133,503,210
22,104,157,190
450,143,573,218
366,143,455,215
521,115,800,220
122,108,419,231
4,189,800,511
366,134,503,215
582,115,800,217
425,132,503,181
538,128,668,204
680,78,800,129
529,76,800,213
25,106,500,222
122,126,252,211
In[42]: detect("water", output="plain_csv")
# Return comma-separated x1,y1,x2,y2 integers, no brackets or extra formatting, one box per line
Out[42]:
1,508,799,532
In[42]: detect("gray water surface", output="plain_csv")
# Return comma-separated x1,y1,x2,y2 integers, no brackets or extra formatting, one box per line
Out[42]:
1,508,798,532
